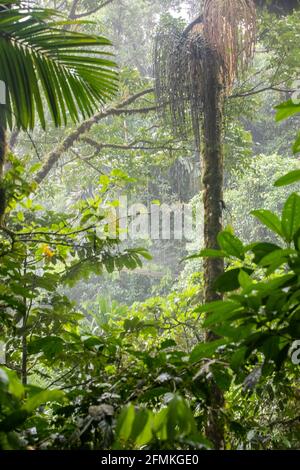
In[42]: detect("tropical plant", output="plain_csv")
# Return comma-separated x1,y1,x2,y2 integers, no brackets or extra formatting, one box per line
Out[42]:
0,159,151,387
0,0,118,222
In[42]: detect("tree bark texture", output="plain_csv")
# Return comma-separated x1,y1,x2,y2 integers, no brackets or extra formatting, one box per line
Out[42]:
202,73,225,306
0,126,7,225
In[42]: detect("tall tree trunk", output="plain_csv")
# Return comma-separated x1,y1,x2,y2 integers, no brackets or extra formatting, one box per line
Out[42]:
0,126,7,225
254,0,300,14
201,66,225,450
21,261,28,387
202,78,224,306
21,317,27,387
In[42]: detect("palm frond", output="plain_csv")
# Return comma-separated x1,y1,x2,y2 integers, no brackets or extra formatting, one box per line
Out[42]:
0,3,118,130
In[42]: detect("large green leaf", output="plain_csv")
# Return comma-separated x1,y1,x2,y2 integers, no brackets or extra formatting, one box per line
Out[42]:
200,300,242,327
247,242,281,264
24,390,64,412
258,247,295,264
114,404,137,448
275,99,300,122
28,336,65,358
217,231,244,260
274,170,300,187
203,305,244,327
214,268,253,293
184,249,226,261
190,338,228,363
251,209,283,238
281,193,300,242
293,132,300,154
0,5,118,130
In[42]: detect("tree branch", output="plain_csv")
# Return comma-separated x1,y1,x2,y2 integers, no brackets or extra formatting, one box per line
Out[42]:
230,86,294,99
80,136,186,154
68,0,80,19
34,88,155,184
73,0,115,19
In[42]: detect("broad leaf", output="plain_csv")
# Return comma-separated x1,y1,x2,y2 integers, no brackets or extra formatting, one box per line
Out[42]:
24,390,64,412
217,231,244,260
274,170,300,187
251,210,283,238
293,133,300,154
275,100,300,122
281,193,300,242
214,268,253,293
190,339,228,363
248,242,281,264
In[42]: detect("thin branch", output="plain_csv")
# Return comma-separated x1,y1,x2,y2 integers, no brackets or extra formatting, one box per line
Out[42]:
230,86,294,99
0,362,22,373
73,0,115,19
81,136,187,154
46,364,79,389
70,148,103,174
68,0,80,19
266,415,300,428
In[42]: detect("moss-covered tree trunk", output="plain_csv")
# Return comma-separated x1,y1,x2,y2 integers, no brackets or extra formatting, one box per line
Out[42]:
202,65,225,305
0,126,7,225
201,65,225,450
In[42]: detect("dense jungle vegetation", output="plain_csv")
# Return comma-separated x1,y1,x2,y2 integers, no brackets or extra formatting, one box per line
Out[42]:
0,0,300,451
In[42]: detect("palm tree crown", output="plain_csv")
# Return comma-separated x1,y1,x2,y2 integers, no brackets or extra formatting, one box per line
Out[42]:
154,0,256,144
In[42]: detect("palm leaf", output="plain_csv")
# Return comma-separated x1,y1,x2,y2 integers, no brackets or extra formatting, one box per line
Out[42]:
0,2,118,130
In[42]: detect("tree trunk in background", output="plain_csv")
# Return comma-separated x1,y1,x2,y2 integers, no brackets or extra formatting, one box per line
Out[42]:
0,126,7,225
201,68,225,450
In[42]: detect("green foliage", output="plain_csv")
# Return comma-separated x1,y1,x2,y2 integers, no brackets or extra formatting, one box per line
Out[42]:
0,2,117,129
0,367,64,449
114,396,210,450
275,99,300,154
275,100,300,122
225,154,300,243
192,172,300,373
274,170,300,187
1,1,300,453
